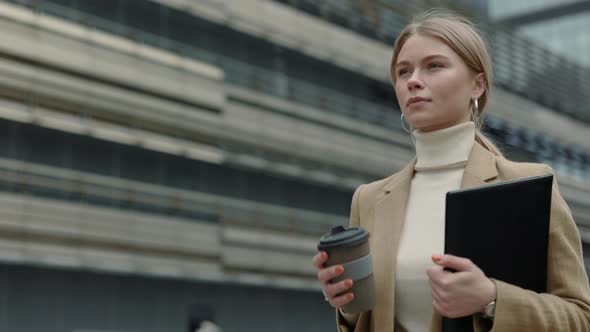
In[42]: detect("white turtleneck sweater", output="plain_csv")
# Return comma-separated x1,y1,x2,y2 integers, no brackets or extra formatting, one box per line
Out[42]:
394,121,476,331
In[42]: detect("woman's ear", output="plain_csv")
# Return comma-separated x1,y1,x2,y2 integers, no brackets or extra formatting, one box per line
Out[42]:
472,72,486,100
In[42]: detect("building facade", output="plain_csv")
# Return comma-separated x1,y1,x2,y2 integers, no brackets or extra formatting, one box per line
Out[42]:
0,0,588,331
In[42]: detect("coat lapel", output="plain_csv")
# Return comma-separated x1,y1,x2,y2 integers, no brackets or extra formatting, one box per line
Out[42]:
372,159,415,331
461,141,498,188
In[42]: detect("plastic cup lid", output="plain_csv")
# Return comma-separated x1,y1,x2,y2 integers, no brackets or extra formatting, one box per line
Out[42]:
317,225,369,251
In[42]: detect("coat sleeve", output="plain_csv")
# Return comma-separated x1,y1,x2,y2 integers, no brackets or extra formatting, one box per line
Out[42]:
336,185,365,332
475,166,590,331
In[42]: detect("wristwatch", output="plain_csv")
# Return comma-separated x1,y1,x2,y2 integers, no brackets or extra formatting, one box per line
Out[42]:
480,299,496,320
480,280,497,320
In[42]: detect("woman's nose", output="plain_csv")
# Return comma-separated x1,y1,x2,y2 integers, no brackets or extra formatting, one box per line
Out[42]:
407,72,423,90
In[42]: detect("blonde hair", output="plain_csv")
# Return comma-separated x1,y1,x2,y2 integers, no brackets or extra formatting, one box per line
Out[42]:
391,9,503,157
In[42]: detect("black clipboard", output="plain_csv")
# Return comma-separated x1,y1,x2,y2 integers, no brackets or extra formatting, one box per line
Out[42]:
442,174,553,332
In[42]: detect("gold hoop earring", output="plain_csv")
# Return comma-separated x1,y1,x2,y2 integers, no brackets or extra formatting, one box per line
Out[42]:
472,98,480,125
401,113,412,134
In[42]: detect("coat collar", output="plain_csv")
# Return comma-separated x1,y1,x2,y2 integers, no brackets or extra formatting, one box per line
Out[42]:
382,158,416,193
460,140,499,188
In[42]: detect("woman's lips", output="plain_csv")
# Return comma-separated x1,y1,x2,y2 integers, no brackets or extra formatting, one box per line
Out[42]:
408,100,430,107
407,97,432,107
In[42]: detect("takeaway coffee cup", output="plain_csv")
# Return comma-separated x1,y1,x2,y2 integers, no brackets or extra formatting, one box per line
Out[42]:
317,225,376,313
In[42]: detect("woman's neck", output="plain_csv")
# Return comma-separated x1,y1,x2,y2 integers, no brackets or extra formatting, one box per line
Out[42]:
413,121,475,169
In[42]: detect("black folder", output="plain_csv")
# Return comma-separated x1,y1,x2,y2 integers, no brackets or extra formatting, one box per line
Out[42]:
442,174,553,332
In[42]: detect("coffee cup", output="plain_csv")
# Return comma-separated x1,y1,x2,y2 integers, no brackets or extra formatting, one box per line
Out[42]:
317,225,376,313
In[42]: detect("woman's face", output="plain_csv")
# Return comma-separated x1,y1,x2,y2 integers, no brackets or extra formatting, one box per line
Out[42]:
393,33,485,133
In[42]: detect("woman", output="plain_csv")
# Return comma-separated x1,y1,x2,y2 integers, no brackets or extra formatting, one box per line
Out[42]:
312,9,590,332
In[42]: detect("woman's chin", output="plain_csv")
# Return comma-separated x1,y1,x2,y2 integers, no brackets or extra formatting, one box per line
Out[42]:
412,120,443,133
406,115,434,131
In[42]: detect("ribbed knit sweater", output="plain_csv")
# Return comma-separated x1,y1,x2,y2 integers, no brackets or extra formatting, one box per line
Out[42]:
394,121,475,331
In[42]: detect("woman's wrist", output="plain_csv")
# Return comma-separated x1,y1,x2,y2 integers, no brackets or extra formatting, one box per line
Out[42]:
480,277,496,307
487,278,497,303
479,278,497,320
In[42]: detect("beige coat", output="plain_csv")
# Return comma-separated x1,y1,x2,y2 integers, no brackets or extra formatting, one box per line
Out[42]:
337,141,590,331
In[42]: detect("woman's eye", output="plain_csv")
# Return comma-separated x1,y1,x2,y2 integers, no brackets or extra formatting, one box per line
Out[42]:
428,63,443,69
397,68,409,76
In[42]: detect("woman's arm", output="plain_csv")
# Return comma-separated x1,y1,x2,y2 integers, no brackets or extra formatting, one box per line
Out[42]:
476,170,590,332
429,167,590,331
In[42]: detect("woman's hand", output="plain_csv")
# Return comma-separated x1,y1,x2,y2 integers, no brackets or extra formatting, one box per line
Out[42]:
312,251,354,309
427,254,496,318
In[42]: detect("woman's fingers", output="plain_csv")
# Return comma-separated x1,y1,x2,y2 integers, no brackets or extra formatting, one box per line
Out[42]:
312,251,328,269
317,265,344,284
430,281,447,306
432,254,475,272
325,279,353,298
330,292,355,307
313,251,354,308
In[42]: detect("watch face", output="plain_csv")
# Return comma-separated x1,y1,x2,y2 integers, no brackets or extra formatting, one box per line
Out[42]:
485,301,496,317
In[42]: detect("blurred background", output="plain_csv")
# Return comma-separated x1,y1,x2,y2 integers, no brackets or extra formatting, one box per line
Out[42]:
0,0,588,331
